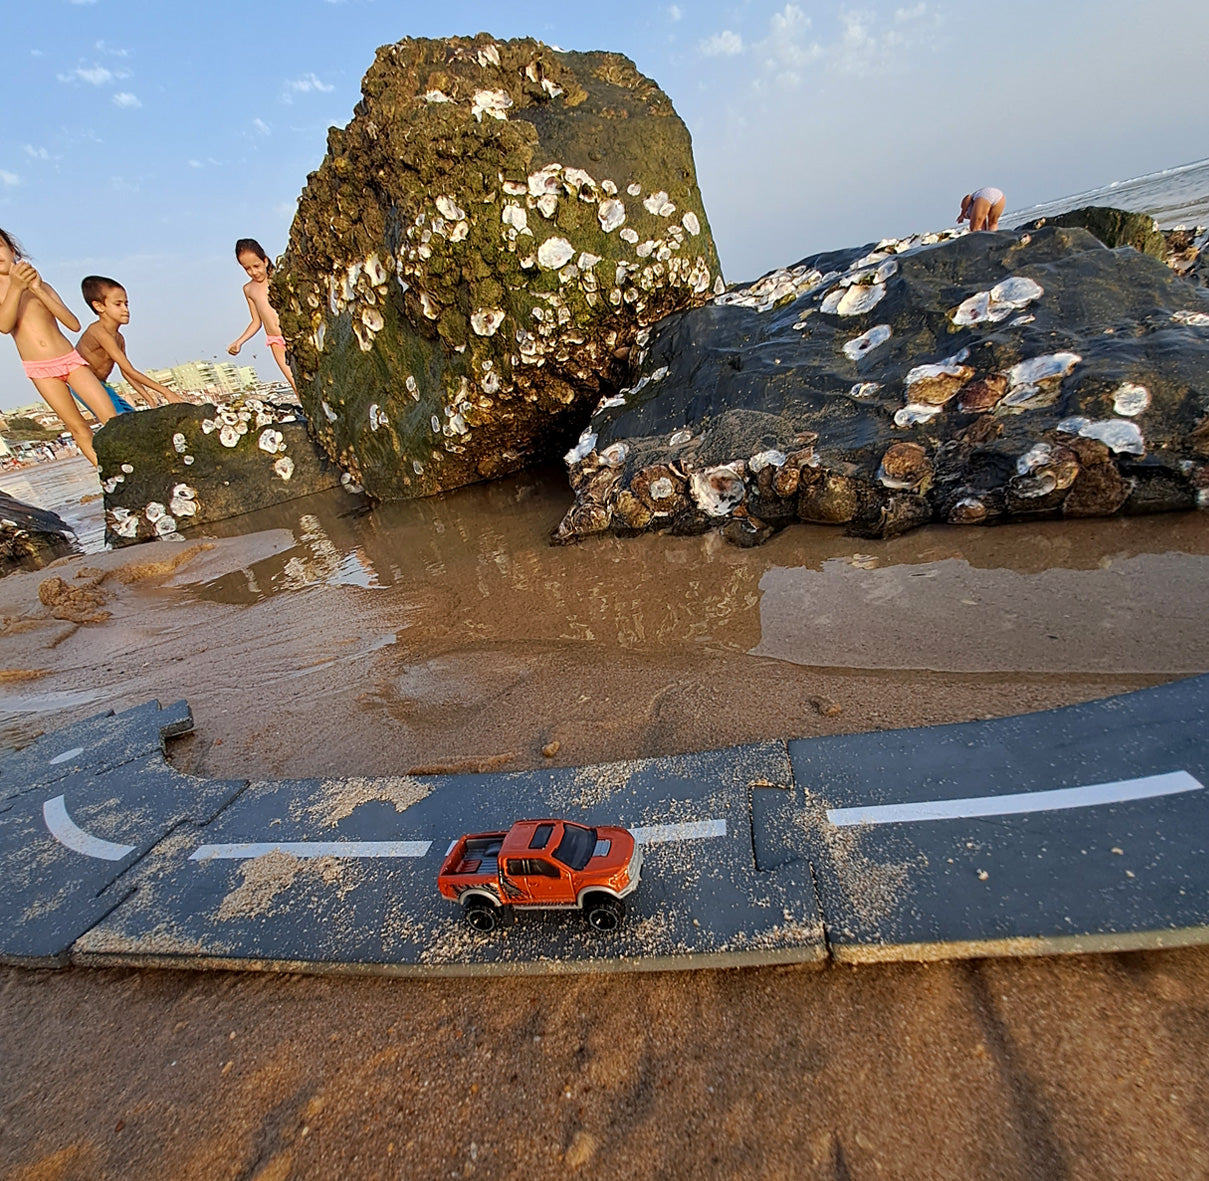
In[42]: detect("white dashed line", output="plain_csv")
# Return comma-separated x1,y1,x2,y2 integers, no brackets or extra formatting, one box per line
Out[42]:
631,819,727,844
826,770,1204,828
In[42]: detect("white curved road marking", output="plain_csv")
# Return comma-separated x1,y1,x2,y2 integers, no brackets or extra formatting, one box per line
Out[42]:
43,795,136,860
190,840,432,862
827,770,1204,828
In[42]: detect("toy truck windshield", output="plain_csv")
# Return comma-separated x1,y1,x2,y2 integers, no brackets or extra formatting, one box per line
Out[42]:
551,822,597,871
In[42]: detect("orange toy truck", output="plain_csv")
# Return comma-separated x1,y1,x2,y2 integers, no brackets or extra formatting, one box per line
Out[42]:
438,818,643,933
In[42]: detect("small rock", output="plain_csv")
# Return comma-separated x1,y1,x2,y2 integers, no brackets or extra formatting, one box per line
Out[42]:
542,740,561,759
810,696,842,718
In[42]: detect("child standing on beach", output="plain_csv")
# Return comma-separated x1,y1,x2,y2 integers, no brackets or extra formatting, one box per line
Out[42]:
0,228,117,465
228,238,296,392
76,275,188,410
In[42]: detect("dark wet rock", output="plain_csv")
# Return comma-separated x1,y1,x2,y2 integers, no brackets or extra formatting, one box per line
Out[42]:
96,399,344,547
557,224,1209,543
0,492,76,574
1163,226,1208,284
1025,205,1167,260
273,33,722,503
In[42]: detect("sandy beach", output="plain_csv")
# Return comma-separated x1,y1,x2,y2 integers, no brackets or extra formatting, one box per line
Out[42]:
3,458,1209,1178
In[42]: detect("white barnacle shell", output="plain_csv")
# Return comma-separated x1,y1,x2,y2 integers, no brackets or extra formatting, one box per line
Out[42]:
172,432,187,454
991,275,1043,306
643,191,670,215
169,492,198,517
651,366,669,382
690,464,746,517
536,193,559,219
619,227,639,244
154,515,177,536
364,253,387,287
850,382,882,398
471,89,512,122
420,292,441,319
894,404,943,427
502,203,528,232
597,199,626,233
1173,309,1209,327
201,418,216,434
635,241,655,259
273,456,295,480
219,424,240,448
537,237,575,270
749,450,787,472
649,476,673,499
322,401,338,422
565,427,598,466
433,196,464,223
577,252,601,270
448,220,469,243
361,307,384,332
822,283,887,316
843,324,892,361
528,164,562,196
144,501,166,523
257,428,283,454
113,515,140,539
541,77,563,98
599,442,629,467
562,167,595,194
121,463,134,474
171,482,196,500
424,89,452,103
682,211,700,236
1058,416,1145,455
183,455,194,465
1006,352,1081,390
669,429,693,446
1112,382,1150,417
476,43,501,69
471,307,506,337
1017,442,1055,476
405,375,419,400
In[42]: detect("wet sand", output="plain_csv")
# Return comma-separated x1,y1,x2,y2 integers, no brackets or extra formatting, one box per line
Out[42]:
2,460,1209,1178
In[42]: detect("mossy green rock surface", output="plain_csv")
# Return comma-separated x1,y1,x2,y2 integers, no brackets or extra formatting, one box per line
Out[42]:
558,225,1209,544
273,34,722,502
1028,205,1168,260
96,400,342,547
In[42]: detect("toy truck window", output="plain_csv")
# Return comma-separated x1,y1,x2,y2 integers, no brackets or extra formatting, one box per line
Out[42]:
529,824,554,850
505,858,560,877
552,823,597,871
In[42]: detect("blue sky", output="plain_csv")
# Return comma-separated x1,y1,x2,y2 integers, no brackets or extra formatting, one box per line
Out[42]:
3,0,1208,412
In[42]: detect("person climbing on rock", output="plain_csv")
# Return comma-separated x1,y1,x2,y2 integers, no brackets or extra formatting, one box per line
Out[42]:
228,238,297,393
958,187,1006,232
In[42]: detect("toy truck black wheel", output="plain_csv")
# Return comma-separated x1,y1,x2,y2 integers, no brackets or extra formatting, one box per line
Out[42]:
583,893,624,933
463,898,501,933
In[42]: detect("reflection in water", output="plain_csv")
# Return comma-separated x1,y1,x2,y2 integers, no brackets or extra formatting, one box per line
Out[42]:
1,456,102,554
160,465,1209,674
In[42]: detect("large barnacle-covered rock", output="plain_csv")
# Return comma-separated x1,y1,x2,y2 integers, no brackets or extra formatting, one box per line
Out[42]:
95,400,343,547
0,492,76,574
272,34,722,501
557,224,1209,544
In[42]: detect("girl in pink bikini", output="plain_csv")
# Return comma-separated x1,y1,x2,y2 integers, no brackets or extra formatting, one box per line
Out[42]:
227,238,296,392
0,228,117,465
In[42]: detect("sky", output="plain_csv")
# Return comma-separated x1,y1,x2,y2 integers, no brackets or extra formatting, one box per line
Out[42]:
2,0,1208,412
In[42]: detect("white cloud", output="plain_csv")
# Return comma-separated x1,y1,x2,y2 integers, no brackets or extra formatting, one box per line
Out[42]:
668,4,682,19
67,0,98,5
0,171,21,187
188,159,203,168
23,145,50,160
283,73,335,102
700,30,744,56
253,117,272,136
94,40,131,56
68,65,114,85
112,91,141,108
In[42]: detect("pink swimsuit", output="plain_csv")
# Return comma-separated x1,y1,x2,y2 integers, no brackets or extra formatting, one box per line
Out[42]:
22,349,89,381
264,334,286,348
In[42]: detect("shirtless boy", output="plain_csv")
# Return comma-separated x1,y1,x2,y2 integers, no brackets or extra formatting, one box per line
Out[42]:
228,238,296,392
76,276,187,409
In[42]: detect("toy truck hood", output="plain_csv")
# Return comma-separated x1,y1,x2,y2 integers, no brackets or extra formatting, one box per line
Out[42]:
587,825,635,872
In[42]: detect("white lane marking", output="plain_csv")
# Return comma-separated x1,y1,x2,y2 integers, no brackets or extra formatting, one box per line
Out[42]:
43,795,136,861
827,770,1204,828
631,819,727,844
189,840,432,862
49,747,85,766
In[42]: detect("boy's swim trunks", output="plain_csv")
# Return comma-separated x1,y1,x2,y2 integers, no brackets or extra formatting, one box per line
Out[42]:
22,350,89,380
68,379,135,415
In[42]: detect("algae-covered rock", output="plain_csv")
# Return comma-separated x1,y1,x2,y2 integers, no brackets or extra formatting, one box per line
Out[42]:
557,225,1209,543
1026,205,1167,260
273,33,722,502
0,491,76,574
96,399,343,547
